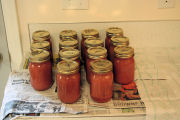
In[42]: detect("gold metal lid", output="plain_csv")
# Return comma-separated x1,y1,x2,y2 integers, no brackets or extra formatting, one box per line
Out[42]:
81,29,99,38
106,27,123,37
111,36,129,46
57,61,79,74
59,38,78,49
114,46,134,59
60,30,77,39
90,59,113,73
32,30,50,41
31,41,50,51
85,38,104,48
30,49,50,63
87,47,107,59
59,48,80,61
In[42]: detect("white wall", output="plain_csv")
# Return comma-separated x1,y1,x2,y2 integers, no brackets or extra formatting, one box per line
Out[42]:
10,0,180,69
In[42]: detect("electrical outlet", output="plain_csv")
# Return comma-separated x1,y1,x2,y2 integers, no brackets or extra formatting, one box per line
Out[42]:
158,0,175,8
61,0,89,10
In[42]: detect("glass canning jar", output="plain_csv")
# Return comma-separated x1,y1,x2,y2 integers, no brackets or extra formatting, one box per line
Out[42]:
56,61,80,104
32,30,52,49
86,47,107,83
81,29,99,61
59,38,78,50
84,38,104,60
109,36,129,62
114,46,135,85
31,41,53,60
59,48,80,66
59,30,78,40
90,59,113,103
29,49,53,91
105,27,123,52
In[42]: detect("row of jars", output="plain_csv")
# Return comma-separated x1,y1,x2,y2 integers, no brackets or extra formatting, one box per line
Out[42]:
28,27,135,104
29,30,53,91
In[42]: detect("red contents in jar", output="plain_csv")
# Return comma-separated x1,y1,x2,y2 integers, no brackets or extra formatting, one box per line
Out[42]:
90,71,113,103
29,60,53,91
81,38,86,61
109,45,115,62
114,56,135,85
56,72,80,104
86,58,93,83
86,58,106,83
105,36,111,51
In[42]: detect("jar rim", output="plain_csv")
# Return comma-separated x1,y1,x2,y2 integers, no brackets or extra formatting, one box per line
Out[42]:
106,27,123,37
59,48,80,60
59,30,77,39
30,49,50,63
32,30,50,41
57,61,79,74
90,59,112,73
114,46,134,59
87,47,107,59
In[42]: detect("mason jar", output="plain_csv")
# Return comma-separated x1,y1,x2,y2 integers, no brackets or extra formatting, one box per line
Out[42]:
84,38,104,60
32,30,52,49
59,48,80,66
105,27,123,52
59,30,78,40
29,49,53,91
31,41,53,61
114,46,135,85
56,61,80,104
81,29,99,61
59,38,78,50
109,36,129,62
86,47,107,83
90,59,113,103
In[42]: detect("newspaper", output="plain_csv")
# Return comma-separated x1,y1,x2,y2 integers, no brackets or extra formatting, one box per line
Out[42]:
0,64,145,120
0,70,88,120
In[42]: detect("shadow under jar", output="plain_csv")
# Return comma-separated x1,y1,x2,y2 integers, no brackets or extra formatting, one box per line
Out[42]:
81,29,99,61
32,30,52,50
59,30,78,40
59,48,80,66
105,27,123,53
29,49,53,91
90,59,113,103
59,38,78,50
86,47,107,83
56,61,80,104
114,46,135,85
109,36,129,62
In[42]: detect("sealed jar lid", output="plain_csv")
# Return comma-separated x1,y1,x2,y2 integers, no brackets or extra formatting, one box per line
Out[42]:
82,29,99,38
85,38,104,48
31,41,50,51
59,48,80,61
32,30,50,41
111,36,129,46
30,49,50,63
91,59,112,73
57,61,79,74
87,47,107,59
60,30,77,39
114,46,134,59
106,27,123,37
59,38,78,49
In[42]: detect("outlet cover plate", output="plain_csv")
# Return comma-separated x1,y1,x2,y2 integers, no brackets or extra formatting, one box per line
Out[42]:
61,0,89,10
158,0,175,8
